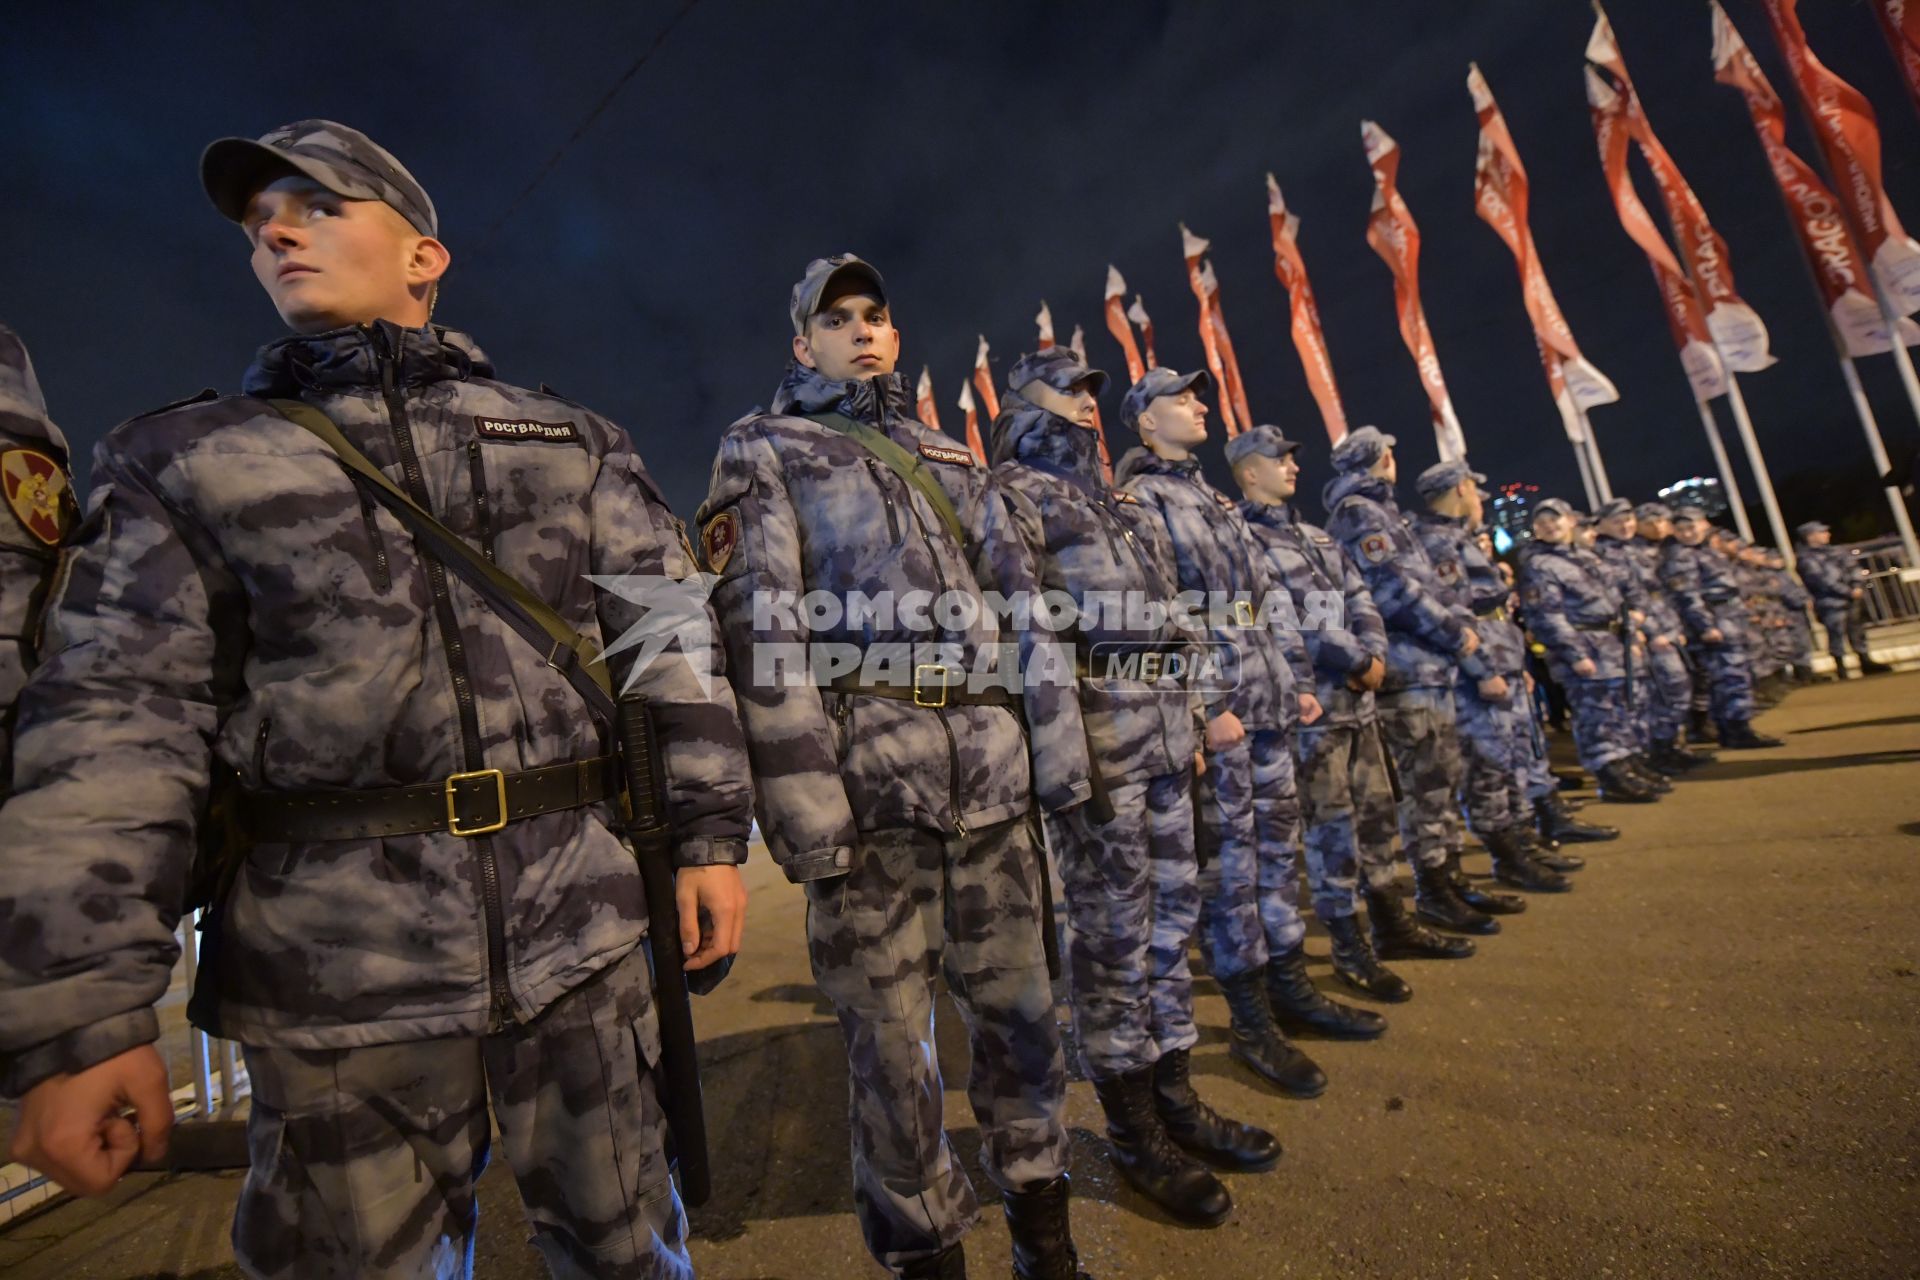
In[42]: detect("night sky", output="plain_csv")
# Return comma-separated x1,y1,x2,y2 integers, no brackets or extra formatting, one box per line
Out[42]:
5,0,1918,537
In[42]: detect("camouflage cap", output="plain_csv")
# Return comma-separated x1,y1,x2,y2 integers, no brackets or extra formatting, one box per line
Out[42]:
1595,497,1635,520
202,120,438,237
1532,497,1575,520
1224,423,1301,468
1008,347,1109,398
1120,366,1211,433
1329,425,1396,474
1796,519,1829,538
790,254,888,336
1414,458,1486,500
1635,501,1672,521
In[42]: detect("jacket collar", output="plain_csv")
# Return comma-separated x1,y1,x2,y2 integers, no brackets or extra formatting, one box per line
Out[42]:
243,320,489,397
769,359,913,425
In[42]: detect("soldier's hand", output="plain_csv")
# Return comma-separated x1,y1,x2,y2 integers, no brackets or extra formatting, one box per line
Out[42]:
1299,693,1324,726
1205,710,1246,751
1354,657,1386,691
10,1045,172,1197
1192,750,1207,778
1651,634,1673,651
1703,627,1724,645
1477,675,1510,702
1851,588,1863,599
676,865,747,971
1459,628,1482,657
1572,658,1598,678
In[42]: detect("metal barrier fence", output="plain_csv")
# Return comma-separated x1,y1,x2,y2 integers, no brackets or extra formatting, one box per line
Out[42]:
1848,535,1920,626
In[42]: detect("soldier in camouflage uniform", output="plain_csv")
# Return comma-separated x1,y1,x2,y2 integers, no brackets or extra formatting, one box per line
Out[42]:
1796,520,1889,676
0,122,755,1280
1720,533,1787,701
1574,506,1675,795
1112,370,1328,1100
1764,548,1816,683
1610,500,1713,772
989,347,1278,1230
696,257,1093,1280
1234,425,1448,1003
1662,496,1784,750
1322,428,1487,959
0,325,77,803
1410,462,1578,895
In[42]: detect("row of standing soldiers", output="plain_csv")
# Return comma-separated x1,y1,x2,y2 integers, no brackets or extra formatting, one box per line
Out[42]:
0,118,1896,1280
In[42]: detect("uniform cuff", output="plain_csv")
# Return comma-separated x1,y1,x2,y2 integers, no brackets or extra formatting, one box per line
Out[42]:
1,1007,160,1101
671,836,750,869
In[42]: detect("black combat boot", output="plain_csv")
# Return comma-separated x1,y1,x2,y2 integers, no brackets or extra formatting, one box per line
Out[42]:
1717,719,1783,749
1218,970,1328,1098
1508,822,1584,872
1264,946,1387,1039
1649,738,1707,772
1687,707,1715,744
1534,792,1618,843
1448,850,1526,914
1091,1069,1232,1227
1152,1047,1283,1171
1324,914,1413,1002
1003,1175,1093,1280
1485,827,1571,893
1596,761,1657,802
1623,756,1674,791
1412,860,1499,935
1859,655,1896,675
1366,886,1475,959
900,1244,968,1279
1639,747,1687,777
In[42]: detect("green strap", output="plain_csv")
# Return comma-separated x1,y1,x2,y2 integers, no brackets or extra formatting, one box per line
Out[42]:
806,412,970,549
268,398,614,708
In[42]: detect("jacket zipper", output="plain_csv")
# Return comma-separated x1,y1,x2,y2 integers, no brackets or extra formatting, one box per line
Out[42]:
374,327,514,1030
866,458,902,545
357,492,392,591
467,440,496,563
254,717,272,783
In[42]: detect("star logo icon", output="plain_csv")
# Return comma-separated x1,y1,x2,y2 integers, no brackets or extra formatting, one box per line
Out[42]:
585,571,720,699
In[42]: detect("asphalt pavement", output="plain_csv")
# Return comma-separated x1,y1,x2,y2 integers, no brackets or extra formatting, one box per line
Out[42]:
3,672,1917,1279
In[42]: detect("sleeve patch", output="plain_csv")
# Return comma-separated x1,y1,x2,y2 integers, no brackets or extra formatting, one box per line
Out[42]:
2,447,73,546
700,509,740,574
1436,558,1460,583
1360,533,1392,565
919,442,976,467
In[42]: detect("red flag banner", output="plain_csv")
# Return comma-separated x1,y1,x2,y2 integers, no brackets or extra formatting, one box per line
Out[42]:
971,336,1000,423
957,380,986,464
1588,13,1775,371
1362,120,1468,462
1469,63,1620,435
1713,3,1920,356
1126,295,1159,368
1178,224,1239,436
1876,0,1920,116
1200,258,1255,432
1265,173,1349,441
1760,0,1920,313
1587,68,1728,401
1035,301,1055,350
1103,266,1147,384
916,365,941,430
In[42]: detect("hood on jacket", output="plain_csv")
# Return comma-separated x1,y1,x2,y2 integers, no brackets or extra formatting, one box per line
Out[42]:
768,359,913,424
1321,469,1392,516
1113,444,1200,486
989,390,1103,478
243,320,490,397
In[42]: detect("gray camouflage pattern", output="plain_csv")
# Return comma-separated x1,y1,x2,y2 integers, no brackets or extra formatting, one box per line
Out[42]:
1193,729,1306,977
233,946,688,1280
1520,541,1634,771
1374,688,1463,871
0,321,752,1096
1659,537,1757,726
1295,722,1401,911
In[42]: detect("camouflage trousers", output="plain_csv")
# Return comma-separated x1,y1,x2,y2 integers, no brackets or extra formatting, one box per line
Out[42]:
1817,600,1869,661
233,945,688,1280
1374,688,1463,870
1514,691,1559,805
1693,630,1757,725
1195,727,1305,979
1453,682,1529,836
805,818,1069,1273
1560,676,1636,772
1637,644,1691,744
1295,719,1400,916
1047,769,1201,1079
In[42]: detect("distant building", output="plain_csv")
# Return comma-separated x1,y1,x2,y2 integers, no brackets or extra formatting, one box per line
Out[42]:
1487,481,1543,554
1657,476,1729,518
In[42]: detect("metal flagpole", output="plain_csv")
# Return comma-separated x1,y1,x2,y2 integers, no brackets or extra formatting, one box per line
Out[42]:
1576,406,1614,502
1694,397,1756,540
1719,372,1797,568
1571,425,1600,510
1837,354,1920,562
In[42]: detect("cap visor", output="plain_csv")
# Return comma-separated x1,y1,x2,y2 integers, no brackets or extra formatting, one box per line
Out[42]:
819,262,887,310
1170,369,1213,398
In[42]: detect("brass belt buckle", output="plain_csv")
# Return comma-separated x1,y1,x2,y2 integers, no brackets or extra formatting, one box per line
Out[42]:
446,768,509,837
1232,599,1256,628
913,663,951,708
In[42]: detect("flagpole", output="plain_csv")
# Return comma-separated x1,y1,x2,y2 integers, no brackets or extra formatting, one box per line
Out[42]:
1575,407,1614,502
1570,421,1601,510
1719,373,1797,565
1838,353,1920,561
1693,398,1755,540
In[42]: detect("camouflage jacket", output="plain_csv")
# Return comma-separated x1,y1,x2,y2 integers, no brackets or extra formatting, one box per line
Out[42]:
1795,542,1862,605
0,325,76,802
1409,511,1525,679
1612,536,1685,639
1659,539,1749,640
1520,541,1627,679
1322,472,1489,693
989,394,1197,785
1113,446,1295,732
1238,499,1384,726
0,321,752,1093
696,363,1089,885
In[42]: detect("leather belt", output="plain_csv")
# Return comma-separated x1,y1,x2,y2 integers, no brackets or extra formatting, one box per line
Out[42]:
1205,600,1259,629
1573,619,1623,634
240,755,621,842
828,666,1016,709
1475,603,1510,622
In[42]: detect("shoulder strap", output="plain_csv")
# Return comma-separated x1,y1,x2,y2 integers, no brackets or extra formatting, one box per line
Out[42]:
805,412,969,549
267,399,618,722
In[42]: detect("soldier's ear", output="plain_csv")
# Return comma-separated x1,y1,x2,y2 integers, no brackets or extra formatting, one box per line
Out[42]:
792,332,816,370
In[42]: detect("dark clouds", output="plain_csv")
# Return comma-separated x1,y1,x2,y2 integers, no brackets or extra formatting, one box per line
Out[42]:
3,0,1917,528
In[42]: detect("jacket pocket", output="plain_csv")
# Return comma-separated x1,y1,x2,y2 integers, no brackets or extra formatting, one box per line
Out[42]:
865,459,903,546
356,493,391,592
467,440,496,563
